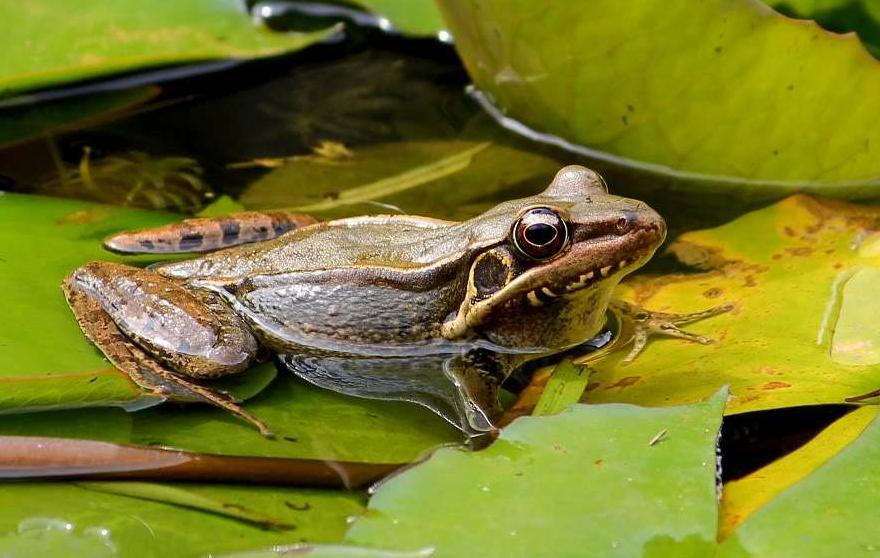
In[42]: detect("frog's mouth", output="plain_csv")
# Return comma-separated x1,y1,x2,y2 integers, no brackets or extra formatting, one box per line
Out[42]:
521,222,665,305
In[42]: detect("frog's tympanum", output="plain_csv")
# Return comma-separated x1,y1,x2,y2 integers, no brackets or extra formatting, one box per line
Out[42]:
64,166,726,440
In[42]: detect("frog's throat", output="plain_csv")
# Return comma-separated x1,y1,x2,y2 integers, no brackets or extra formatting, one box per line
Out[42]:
441,250,638,341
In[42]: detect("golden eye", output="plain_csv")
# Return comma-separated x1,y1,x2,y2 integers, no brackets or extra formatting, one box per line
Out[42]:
512,207,569,260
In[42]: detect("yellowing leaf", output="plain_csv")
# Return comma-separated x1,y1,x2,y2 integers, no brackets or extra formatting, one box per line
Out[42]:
582,195,880,414
719,406,878,538
719,406,880,556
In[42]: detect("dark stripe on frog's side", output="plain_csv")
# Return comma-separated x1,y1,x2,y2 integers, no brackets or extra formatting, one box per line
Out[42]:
179,233,205,251
220,220,241,245
103,211,319,254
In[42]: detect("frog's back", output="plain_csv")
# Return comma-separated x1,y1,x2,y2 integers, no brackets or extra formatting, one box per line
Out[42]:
155,215,466,281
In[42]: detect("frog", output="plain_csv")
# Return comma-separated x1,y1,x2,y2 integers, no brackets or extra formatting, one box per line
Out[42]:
63,165,729,441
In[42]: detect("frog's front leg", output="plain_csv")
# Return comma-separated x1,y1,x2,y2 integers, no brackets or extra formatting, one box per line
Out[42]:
610,300,734,363
62,261,273,437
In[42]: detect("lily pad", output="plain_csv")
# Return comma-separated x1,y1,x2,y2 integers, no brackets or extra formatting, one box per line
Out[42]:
719,406,879,538
581,195,880,415
437,0,880,194
718,406,880,556
351,0,446,36
0,0,333,97
766,0,880,57
238,139,561,220
0,482,362,557
342,391,726,557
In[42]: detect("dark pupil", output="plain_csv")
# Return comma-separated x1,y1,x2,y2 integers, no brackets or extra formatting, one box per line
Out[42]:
524,223,557,246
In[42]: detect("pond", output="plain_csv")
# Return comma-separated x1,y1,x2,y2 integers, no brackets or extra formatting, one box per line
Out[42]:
2,1,880,557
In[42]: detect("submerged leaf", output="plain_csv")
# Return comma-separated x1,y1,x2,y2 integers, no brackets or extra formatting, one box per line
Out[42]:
239,139,560,220
284,142,490,212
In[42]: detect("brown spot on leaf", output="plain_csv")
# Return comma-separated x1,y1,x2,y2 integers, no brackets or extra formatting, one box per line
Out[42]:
703,287,723,299
57,209,108,225
761,381,791,390
667,241,729,270
605,376,641,389
785,246,813,257
744,275,757,287
783,226,796,237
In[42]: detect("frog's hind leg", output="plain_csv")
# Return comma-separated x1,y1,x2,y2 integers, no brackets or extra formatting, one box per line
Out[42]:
103,211,318,254
63,262,273,437
611,300,734,363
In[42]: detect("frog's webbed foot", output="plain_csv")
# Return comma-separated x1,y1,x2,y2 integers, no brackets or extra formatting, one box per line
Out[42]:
610,300,734,364
63,262,273,438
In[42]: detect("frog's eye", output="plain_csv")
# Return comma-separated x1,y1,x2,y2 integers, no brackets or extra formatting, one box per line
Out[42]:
511,207,569,261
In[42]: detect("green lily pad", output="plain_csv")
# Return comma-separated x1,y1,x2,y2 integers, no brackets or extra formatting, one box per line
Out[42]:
0,482,362,557
341,391,726,557
582,195,880,415
0,193,177,408
437,0,880,194
766,0,880,57
352,0,446,36
0,0,333,97
718,406,880,556
720,406,879,538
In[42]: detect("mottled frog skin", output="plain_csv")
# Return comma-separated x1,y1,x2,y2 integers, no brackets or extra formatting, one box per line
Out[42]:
64,166,721,440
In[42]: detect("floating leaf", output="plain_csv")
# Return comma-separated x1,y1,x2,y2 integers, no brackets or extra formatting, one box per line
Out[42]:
0,0,333,97
581,195,880,415
343,391,726,557
437,0,880,194
718,406,880,556
351,0,446,36
78,482,296,529
0,482,362,557
720,406,879,538
766,0,880,57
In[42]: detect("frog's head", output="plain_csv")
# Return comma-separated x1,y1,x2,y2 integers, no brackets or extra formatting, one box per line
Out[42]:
441,165,665,352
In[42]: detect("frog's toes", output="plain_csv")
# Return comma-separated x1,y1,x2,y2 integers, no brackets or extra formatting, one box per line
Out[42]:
616,302,733,363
